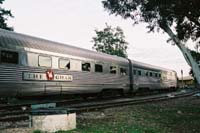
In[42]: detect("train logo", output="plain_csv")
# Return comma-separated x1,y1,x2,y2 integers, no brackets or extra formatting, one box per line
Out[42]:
46,69,54,80
23,71,73,81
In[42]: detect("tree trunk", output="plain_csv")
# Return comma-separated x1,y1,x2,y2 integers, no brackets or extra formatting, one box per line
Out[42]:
162,25,200,86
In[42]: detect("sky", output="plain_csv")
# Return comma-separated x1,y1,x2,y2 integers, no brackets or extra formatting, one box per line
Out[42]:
3,0,191,77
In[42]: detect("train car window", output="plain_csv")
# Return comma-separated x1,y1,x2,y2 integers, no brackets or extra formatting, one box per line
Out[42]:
82,62,91,72
0,50,18,64
133,70,136,75
95,64,103,72
70,59,81,71
159,73,161,78
155,73,158,77
120,68,127,75
38,56,51,67
138,70,141,76
146,72,149,76
150,72,153,77
59,58,70,69
110,66,117,74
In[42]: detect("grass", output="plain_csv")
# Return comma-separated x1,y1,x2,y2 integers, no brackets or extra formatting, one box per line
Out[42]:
33,97,200,133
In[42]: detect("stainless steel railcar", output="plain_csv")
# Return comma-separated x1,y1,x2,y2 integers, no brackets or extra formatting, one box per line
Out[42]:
0,29,177,98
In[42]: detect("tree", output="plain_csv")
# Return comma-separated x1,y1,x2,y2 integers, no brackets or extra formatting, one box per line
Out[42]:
102,0,200,85
92,23,128,58
0,0,13,30
189,50,200,86
194,41,200,52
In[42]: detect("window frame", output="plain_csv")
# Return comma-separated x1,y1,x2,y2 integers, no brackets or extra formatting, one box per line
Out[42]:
59,58,70,70
38,55,52,67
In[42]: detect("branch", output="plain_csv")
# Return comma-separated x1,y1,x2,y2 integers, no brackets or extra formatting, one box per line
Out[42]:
159,22,192,66
186,15,200,28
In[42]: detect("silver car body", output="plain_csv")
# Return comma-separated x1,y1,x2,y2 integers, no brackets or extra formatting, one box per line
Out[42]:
0,29,177,97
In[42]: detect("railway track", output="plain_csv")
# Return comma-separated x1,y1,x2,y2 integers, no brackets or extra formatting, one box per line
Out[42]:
0,89,199,130
65,89,199,112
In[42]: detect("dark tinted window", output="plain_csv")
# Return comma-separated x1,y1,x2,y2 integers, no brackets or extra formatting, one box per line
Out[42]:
95,64,103,72
82,62,91,72
110,66,117,74
138,70,141,76
150,72,153,77
0,50,18,64
120,67,127,75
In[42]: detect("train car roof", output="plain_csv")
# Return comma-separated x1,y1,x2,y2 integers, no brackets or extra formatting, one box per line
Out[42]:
0,29,128,65
132,60,175,72
0,29,176,73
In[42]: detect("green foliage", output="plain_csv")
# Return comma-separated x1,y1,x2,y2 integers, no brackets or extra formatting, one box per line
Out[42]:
92,23,128,58
33,130,42,133
0,0,13,30
102,0,200,44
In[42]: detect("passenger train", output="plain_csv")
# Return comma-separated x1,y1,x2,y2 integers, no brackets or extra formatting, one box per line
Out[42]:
0,29,177,98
